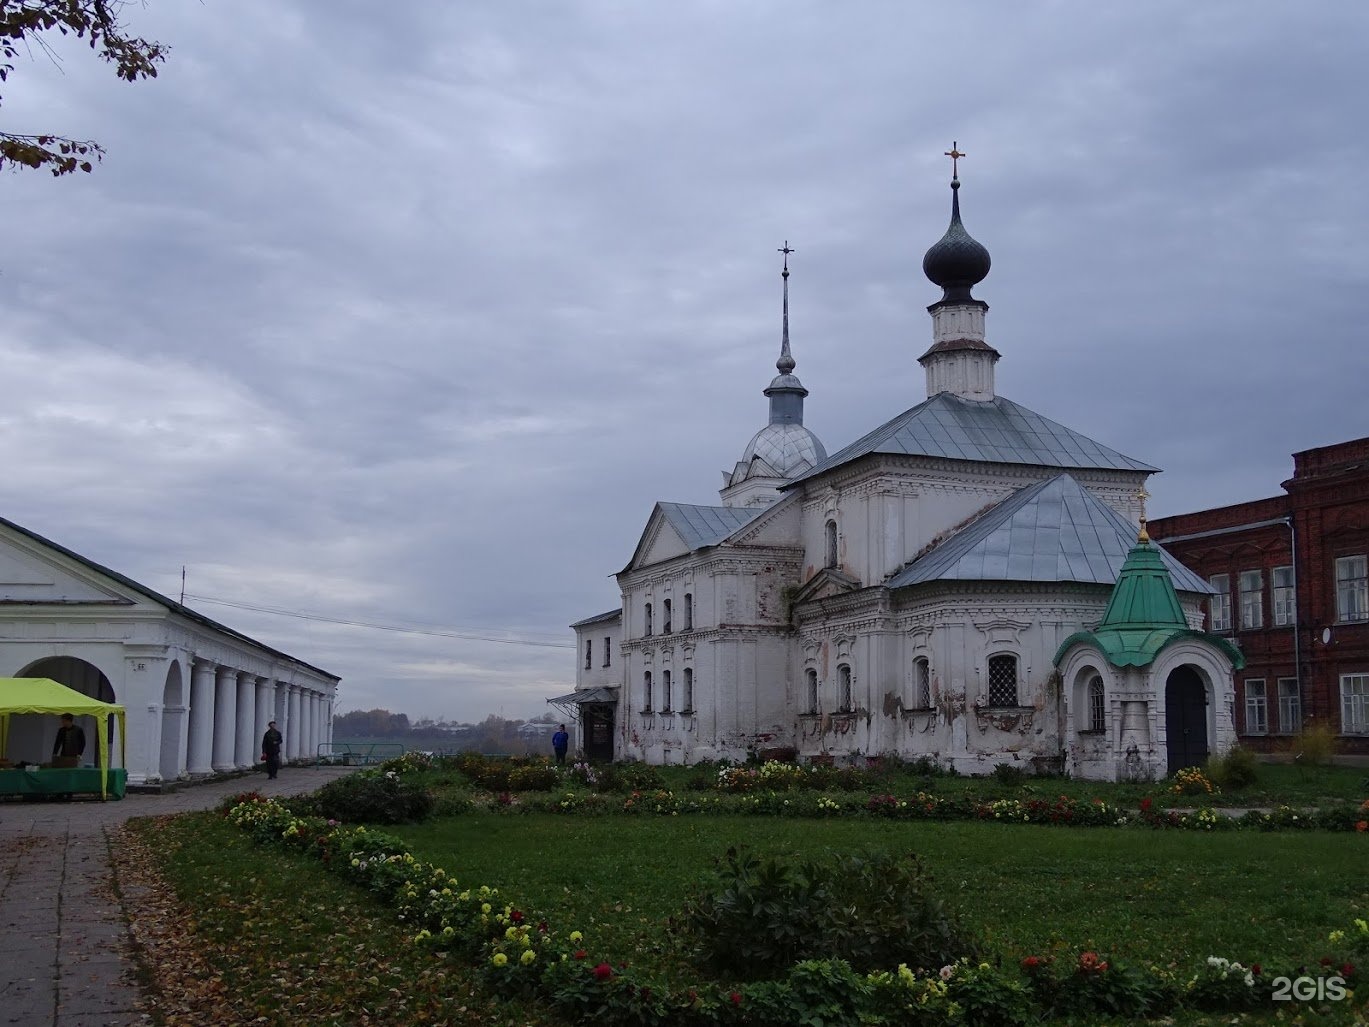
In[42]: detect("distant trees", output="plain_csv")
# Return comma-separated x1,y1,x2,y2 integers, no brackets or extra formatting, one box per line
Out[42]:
331,708,555,756
333,708,412,738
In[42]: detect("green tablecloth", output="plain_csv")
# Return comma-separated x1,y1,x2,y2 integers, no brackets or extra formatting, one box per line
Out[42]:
0,767,127,799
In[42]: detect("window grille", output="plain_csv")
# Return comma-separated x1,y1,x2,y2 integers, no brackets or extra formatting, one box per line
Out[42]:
914,658,931,709
838,665,852,712
987,655,1018,707
1088,676,1105,733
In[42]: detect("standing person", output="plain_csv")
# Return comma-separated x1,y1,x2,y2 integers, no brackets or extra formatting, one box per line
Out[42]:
261,720,284,780
52,713,86,763
551,723,569,766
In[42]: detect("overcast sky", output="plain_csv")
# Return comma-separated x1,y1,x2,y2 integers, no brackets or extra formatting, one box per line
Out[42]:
2,2,1366,723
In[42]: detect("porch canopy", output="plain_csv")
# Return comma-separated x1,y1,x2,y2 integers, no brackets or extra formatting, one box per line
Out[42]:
0,677,127,799
547,687,618,719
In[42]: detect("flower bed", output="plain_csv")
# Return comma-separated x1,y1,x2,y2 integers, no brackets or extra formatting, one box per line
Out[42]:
226,794,1367,1025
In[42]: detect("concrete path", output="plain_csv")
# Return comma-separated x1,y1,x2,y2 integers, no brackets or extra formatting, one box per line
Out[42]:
0,767,355,1027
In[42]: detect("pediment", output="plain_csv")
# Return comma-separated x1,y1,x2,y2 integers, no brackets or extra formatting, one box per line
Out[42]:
0,524,142,607
626,511,690,571
792,567,863,606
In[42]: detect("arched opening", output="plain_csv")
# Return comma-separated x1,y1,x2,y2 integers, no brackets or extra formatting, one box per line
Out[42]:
825,521,838,568
160,661,186,781
9,656,116,766
1165,665,1209,773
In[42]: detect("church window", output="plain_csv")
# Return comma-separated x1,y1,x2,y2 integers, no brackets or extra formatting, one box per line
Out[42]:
1239,570,1263,629
642,671,653,711
603,637,611,667
682,668,694,712
1341,674,1369,733
914,657,931,709
1244,678,1267,734
1272,566,1295,626
584,640,592,670
644,602,653,637
825,520,838,568
663,598,672,634
684,593,693,630
1208,575,1231,632
1277,677,1300,733
1087,676,1105,733
838,664,852,712
805,668,819,714
1336,556,1367,623
662,670,672,712
987,654,1018,707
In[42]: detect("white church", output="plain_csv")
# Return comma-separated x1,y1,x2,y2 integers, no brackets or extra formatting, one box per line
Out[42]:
561,162,1242,781
0,514,338,785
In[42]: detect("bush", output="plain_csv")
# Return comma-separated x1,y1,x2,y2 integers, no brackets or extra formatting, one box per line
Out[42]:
992,762,1026,786
507,763,559,791
595,760,664,793
681,846,977,980
311,769,434,825
1292,722,1338,767
1207,746,1260,790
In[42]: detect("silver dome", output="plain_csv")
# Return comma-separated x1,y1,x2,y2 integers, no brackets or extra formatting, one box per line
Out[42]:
739,422,827,480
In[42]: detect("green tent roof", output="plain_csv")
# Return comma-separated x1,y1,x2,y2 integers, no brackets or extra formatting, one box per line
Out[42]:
1053,539,1244,670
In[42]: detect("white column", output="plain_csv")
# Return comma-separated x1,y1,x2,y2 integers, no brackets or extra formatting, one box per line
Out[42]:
234,672,255,768
187,660,216,776
304,692,317,761
286,686,302,760
255,677,273,758
324,697,333,749
212,666,238,773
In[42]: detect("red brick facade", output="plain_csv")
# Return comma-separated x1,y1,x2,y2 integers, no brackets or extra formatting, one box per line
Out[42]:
1148,437,1369,755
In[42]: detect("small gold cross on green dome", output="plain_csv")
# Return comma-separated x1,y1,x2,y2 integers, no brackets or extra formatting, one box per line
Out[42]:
1136,485,1151,543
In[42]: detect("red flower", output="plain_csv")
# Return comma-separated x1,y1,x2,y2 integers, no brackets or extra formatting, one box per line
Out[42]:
730,991,742,1006
538,920,548,933
1078,951,1107,974
1251,963,1262,976
573,949,587,960
1140,797,1153,813
1021,956,1042,971
510,909,524,923
1341,962,1355,978
1355,820,1367,833
593,962,613,980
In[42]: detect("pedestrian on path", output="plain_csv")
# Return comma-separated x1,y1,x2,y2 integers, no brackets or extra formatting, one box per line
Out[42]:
552,724,569,766
261,720,284,780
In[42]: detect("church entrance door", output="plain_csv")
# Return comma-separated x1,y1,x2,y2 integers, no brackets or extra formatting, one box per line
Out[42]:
1164,667,1208,773
581,703,615,762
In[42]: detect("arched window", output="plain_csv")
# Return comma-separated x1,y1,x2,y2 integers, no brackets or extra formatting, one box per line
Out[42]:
914,657,932,709
682,668,694,712
825,520,839,568
987,654,1018,707
1088,676,1105,733
805,668,819,714
683,593,693,630
663,598,672,634
661,669,672,712
644,602,653,637
642,671,653,711
584,640,592,670
838,664,853,712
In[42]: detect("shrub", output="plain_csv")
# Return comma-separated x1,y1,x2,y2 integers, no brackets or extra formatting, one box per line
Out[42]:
681,846,977,980
1206,746,1260,790
1171,766,1218,796
595,760,664,793
507,763,560,791
1292,722,1339,767
311,769,434,824
992,762,1026,786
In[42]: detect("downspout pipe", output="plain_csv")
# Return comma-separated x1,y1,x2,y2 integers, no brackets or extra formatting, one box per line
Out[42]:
1286,516,1303,722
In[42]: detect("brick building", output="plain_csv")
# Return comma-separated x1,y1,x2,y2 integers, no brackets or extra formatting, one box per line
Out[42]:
1148,437,1369,755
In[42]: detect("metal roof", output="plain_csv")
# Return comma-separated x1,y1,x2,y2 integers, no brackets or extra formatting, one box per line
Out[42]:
887,473,1212,593
547,687,619,705
658,503,765,552
569,608,622,629
787,393,1157,487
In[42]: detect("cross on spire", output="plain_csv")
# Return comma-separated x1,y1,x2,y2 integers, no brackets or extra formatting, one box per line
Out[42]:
944,141,965,179
777,240,795,373
1136,484,1151,543
778,240,794,275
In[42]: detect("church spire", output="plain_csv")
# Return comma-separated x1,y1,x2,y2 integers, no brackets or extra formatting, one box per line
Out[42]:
918,143,1001,401
777,241,795,374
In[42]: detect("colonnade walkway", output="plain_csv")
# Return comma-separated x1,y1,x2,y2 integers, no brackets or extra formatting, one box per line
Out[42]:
0,765,355,1026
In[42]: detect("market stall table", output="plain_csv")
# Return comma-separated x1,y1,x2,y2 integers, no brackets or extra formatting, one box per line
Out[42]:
0,766,127,799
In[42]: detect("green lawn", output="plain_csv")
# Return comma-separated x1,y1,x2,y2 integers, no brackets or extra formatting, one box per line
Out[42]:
392,813,1367,974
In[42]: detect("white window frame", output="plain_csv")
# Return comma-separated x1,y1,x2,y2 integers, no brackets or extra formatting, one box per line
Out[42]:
1277,677,1300,734
603,637,611,668
1239,569,1263,630
913,657,931,710
837,664,852,712
1336,556,1368,623
1341,673,1369,734
644,602,653,637
662,598,672,634
805,668,819,714
1272,566,1295,627
642,670,653,712
987,653,1019,708
1209,574,1231,633
682,667,694,713
1244,678,1268,735
584,640,592,670
683,593,693,631
1088,676,1106,733
661,669,672,712
825,520,839,569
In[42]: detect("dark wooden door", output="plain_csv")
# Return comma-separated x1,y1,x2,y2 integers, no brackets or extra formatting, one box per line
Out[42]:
1165,668,1209,773
582,704,615,762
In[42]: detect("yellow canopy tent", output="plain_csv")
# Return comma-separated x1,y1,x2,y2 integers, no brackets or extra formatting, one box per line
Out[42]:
0,677,127,799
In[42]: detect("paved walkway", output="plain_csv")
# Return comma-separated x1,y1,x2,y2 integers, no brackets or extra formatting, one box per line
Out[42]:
0,767,355,1027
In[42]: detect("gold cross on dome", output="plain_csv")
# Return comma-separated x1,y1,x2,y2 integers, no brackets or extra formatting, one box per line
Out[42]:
1136,484,1151,542
945,141,966,178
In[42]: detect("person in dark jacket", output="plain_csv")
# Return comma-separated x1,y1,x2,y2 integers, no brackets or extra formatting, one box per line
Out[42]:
52,713,86,761
261,720,284,780
551,724,569,766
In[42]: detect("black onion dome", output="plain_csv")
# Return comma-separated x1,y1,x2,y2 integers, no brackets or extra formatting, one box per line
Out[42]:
922,180,991,303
